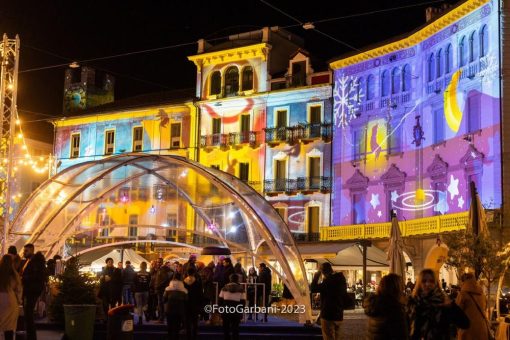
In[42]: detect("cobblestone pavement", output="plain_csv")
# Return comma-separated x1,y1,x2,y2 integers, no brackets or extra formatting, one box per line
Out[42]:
341,309,368,339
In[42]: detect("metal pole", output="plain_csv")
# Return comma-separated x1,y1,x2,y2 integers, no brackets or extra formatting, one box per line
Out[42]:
362,242,367,298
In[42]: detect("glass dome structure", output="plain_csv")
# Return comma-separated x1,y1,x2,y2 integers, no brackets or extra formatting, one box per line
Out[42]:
10,153,312,321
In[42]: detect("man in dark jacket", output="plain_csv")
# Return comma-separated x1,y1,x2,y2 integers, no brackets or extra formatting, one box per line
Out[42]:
258,263,272,322
310,262,347,340
20,244,47,340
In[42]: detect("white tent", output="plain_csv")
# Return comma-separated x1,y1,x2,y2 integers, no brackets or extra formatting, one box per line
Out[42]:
90,249,148,272
326,244,389,271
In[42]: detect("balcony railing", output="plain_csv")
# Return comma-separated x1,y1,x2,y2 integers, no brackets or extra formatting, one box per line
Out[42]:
228,131,261,147
201,131,261,149
292,232,320,242
296,176,332,192
264,123,332,145
319,211,468,241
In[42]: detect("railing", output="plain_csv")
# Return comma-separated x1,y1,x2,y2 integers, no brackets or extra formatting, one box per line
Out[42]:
264,179,298,193
296,176,332,192
286,74,307,88
228,131,260,147
292,232,321,242
200,134,229,148
319,211,468,241
265,123,332,145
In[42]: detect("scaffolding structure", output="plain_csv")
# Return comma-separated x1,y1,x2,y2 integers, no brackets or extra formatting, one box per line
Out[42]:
0,35,20,254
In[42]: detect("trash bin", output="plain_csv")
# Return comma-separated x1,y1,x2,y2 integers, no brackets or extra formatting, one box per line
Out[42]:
107,304,134,340
63,304,97,340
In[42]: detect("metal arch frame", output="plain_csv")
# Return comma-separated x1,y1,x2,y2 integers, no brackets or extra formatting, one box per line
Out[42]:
14,154,312,322
44,164,228,256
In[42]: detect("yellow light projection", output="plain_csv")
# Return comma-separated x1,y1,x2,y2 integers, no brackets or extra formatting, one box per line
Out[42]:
365,119,388,173
443,69,463,133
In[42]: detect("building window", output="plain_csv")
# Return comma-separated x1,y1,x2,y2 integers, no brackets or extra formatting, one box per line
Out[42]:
211,165,220,170
70,133,80,158
356,77,364,102
274,207,286,222
308,157,321,189
381,70,390,97
402,65,411,91
352,193,366,224
128,214,138,237
291,61,307,86
427,53,435,82
436,49,443,78
388,121,402,154
467,93,481,133
366,74,375,100
307,206,320,234
391,68,400,94
224,66,239,97
241,66,253,91
275,159,286,191
170,123,181,148
132,126,143,152
276,109,287,128
433,108,444,144
166,213,177,240
459,36,467,67
104,130,115,155
469,31,477,62
239,162,249,182
240,115,250,133
352,129,365,160
210,71,221,95
480,25,488,58
445,44,453,73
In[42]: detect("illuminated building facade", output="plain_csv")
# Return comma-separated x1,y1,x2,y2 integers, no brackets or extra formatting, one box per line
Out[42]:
330,0,502,227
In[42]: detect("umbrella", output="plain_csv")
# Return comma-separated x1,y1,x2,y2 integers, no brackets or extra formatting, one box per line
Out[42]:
387,216,406,282
468,181,489,237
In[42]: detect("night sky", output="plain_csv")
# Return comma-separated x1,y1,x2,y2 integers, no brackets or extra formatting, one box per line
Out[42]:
1,0,458,142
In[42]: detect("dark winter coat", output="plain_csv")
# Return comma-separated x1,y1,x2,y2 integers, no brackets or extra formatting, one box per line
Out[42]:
310,272,347,321
164,280,188,316
20,252,47,298
184,274,203,316
364,294,409,340
258,267,272,302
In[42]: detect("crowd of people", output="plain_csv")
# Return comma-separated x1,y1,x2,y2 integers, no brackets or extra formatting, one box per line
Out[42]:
0,244,52,340
98,254,272,340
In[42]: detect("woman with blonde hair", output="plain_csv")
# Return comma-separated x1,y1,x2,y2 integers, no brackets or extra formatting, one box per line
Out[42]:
456,272,490,340
0,254,22,340
407,269,469,340
364,273,409,339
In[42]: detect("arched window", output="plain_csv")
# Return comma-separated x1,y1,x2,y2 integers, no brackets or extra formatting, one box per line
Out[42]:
210,71,221,95
469,31,477,62
224,66,239,96
241,66,253,91
402,64,411,92
459,36,467,66
381,70,390,97
428,53,435,82
356,77,364,102
480,25,489,58
366,74,375,100
445,44,453,73
347,80,355,106
391,68,400,94
436,49,443,78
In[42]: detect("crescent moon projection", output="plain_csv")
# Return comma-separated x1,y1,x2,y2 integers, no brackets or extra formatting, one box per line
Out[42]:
443,69,463,133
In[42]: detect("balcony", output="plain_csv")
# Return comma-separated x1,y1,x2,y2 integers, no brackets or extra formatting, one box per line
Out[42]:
200,134,229,150
299,123,332,143
264,179,298,196
319,211,468,241
297,176,332,194
228,131,261,148
285,74,307,88
292,232,320,242
265,123,332,147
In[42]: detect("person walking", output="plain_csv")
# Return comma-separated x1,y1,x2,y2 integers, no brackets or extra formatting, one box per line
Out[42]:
7,246,22,273
310,262,347,340
156,260,173,322
184,267,203,340
407,269,470,340
98,258,118,319
134,261,150,325
148,259,160,321
122,261,136,305
219,274,245,340
233,263,247,283
364,273,409,340
0,255,22,340
258,263,272,322
222,258,235,285
456,272,490,340
199,261,215,322
20,244,47,340
164,273,188,340
246,267,258,321
182,255,197,278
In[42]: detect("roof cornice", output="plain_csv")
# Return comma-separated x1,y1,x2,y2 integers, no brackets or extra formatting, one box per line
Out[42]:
187,43,271,70
330,0,490,70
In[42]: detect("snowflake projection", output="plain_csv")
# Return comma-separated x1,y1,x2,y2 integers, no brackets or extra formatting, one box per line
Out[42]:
333,74,363,128
479,54,498,81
